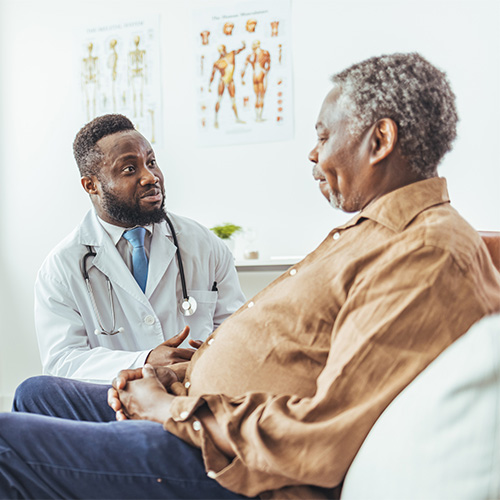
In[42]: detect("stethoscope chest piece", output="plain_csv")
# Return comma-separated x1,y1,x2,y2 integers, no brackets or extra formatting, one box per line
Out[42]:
180,296,197,316
82,215,199,335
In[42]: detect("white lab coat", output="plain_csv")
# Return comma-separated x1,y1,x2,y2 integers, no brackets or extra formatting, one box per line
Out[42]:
35,210,246,384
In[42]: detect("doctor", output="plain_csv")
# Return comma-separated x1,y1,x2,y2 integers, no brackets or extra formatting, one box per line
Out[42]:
35,114,245,384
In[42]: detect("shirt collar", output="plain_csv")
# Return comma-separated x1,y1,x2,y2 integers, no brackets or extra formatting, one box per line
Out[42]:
338,177,450,233
97,217,153,246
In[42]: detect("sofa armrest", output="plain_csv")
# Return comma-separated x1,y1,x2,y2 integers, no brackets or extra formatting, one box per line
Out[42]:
341,313,500,500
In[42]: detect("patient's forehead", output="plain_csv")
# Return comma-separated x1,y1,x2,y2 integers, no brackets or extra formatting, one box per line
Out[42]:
316,87,350,132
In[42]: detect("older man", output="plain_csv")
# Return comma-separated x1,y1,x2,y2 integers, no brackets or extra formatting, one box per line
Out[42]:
2,52,500,499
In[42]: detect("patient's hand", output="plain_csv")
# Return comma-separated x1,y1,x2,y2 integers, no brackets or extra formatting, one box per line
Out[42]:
108,365,177,417
108,368,140,417
112,365,179,389
108,364,174,422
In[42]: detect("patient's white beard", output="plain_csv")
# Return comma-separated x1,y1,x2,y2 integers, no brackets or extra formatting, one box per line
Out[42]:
328,186,345,210
313,164,346,210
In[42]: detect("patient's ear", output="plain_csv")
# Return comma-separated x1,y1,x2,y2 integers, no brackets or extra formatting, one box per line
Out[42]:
81,176,98,195
369,118,398,166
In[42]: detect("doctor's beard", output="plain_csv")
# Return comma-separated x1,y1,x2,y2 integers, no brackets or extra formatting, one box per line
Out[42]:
100,187,167,227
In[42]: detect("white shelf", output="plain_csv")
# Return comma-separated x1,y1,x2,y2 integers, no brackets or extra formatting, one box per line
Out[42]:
235,257,302,272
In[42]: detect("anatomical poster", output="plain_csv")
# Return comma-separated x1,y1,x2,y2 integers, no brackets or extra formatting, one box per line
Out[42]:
193,0,293,146
79,17,162,145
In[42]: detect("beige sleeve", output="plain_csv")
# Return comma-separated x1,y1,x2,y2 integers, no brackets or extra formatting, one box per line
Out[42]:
166,247,490,497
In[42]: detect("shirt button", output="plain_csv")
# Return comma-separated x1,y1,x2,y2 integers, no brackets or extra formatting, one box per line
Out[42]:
207,338,215,345
192,420,202,431
333,232,340,240
184,381,191,389
289,269,297,276
144,315,155,325
248,301,254,308
207,470,217,479
180,411,189,420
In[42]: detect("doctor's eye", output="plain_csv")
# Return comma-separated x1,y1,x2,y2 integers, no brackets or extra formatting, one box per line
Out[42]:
148,159,157,168
123,166,136,173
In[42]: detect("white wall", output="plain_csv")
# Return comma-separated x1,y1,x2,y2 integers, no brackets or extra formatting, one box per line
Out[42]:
1,0,499,410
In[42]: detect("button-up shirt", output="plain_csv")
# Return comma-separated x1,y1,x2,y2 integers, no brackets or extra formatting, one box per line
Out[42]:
98,218,153,273
166,178,500,499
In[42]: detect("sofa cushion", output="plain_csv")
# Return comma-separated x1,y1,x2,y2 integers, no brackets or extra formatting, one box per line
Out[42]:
341,313,500,500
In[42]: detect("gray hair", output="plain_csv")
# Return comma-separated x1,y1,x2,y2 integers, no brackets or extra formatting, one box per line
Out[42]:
332,53,458,177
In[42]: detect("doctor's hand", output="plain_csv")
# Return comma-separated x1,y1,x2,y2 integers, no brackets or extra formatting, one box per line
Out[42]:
145,326,201,368
110,364,174,422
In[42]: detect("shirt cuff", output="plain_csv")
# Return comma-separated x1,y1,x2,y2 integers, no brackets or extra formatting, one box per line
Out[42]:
165,396,240,490
165,394,291,497
165,395,207,448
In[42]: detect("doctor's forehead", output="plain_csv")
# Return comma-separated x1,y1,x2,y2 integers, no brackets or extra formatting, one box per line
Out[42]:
97,130,154,158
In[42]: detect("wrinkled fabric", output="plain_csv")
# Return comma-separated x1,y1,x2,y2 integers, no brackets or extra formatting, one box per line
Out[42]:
167,178,500,499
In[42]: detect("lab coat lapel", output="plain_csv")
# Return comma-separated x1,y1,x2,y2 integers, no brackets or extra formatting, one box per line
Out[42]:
79,211,150,305
146,221,177,298
93,244,150,303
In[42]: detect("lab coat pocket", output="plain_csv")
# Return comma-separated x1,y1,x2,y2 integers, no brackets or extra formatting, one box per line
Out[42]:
186,290,218,342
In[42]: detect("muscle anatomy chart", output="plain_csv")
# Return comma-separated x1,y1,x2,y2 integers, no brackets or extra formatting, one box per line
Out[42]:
194,0,293,146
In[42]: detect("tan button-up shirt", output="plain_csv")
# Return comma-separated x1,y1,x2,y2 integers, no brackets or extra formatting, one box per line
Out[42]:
166,178,500,499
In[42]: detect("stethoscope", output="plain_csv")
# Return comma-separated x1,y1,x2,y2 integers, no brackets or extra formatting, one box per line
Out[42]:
81,214,198,336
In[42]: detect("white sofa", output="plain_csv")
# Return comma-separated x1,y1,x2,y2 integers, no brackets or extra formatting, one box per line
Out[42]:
341,312,500,500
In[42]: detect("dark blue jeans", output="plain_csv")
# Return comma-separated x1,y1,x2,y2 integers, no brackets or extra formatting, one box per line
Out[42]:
0,376,254,499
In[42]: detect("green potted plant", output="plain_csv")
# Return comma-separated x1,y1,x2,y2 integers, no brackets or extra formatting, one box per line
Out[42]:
210,222,242,253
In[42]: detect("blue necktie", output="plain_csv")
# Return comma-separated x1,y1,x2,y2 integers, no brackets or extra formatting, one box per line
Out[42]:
123,227,148,293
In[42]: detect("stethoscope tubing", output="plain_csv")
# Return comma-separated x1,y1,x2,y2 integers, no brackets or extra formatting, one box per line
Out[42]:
165,215,189,302
82,247,122,335
81,214,197,335
165,215,198,317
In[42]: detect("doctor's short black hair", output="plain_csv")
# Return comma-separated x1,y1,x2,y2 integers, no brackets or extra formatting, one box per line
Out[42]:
73,114,135,177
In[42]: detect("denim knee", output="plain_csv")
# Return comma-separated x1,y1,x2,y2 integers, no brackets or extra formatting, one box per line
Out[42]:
12,376,54,412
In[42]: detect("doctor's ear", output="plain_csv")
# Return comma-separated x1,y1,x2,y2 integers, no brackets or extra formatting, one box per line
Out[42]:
81,176,99,195
369,118,398,166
